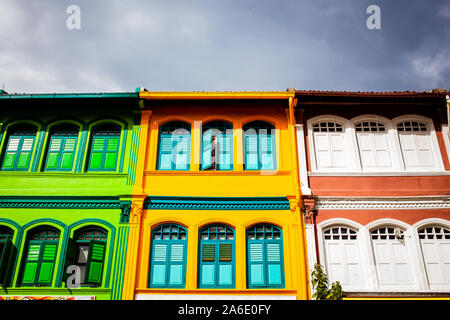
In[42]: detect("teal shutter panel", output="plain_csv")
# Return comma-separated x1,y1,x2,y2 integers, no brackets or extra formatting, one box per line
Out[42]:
200,243,216,286
202,130,212,170
151,244,168,286
266,243,282,285
260,133,275,170
249,243,264,286
85,241,106,285
168,243,185,285
174,135,190,170
0,238,12,284
218,134,233,170
158,134,174,170
244,134,259,170
37,243,58,285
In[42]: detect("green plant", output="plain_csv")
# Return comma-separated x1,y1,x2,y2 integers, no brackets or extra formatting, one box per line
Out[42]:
311,263,343,300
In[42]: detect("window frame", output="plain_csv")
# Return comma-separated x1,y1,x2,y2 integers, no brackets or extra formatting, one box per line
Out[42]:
86,123,122,172
1,124,38,172
157,121,191,171
43,124,80,172
243,121,277,171
201,121,234,171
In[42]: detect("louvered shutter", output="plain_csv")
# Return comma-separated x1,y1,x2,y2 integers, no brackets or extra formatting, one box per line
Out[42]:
37,243,58,285
218,134,233,170
202,130,212,170
159,134,174,170
266,243,282,285
151,243,168,286
168,243,185,285
248,243,264,286
244,134,259,170
46,138,62,169
16,138,34,169
85,241,106,285
200,243,216,285
2,136,35,170
60,137,77,169
260,132,275,170
89,137,105,169
218,243,232,286
174,135,190,170
104,137,119,169
0,238,12,284
2,137,20,169
63,238,76,284
22,242,42,285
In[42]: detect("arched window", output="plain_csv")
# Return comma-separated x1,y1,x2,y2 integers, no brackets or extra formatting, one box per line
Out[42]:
243,121,276,170
370,226,414,288
312,121,346,170
418,226,450,288
44,124,79,171
65,227,108,287
198,224,235,288
355,121,392,170
149,224,188,288
1,123,37,171
396,121,436,170
87,123,121,171
247,224,284,288
201,121,233,171
322,226,362,289
21,226,60,286
0,226,14,285
157,121,191,170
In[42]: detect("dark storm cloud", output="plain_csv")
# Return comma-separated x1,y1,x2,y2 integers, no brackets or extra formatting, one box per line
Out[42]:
0,0,448,93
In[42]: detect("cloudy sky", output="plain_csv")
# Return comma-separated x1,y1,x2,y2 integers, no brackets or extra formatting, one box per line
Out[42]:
0,0,449,93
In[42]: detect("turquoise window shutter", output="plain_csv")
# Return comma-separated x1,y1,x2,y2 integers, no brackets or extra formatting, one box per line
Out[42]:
202,130,212,170
157,122,191,171
218,134,233,170
260,133,275,170
247,224,284,288
244,134,259,170
158,134,174,170
149,224,187,288
173,135,190,170
198,224,235,288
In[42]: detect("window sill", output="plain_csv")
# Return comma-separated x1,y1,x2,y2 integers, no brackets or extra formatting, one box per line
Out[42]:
0,172,127,177
144,170,290,176
136,288,296,295
308,171,450,177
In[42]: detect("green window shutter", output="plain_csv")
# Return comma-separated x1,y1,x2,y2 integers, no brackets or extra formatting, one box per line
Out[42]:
2,136,35,171
104,137,119,169
201,130,212,170
21,242,42,285
202,243,215,262
0,239,12,284
37,243,58,285
244,134,259,170
60,138,76,169
63,239,76,284
85,241,106,285
260,133,275,170
218,134,233,170
158,134,174,170
88,135,119,171
45,136,77,171
219,243,232,262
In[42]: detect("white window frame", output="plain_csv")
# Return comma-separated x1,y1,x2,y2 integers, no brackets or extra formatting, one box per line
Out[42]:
307,114,446,174
307,115,358,172
411,218,450,292
392,115,445,172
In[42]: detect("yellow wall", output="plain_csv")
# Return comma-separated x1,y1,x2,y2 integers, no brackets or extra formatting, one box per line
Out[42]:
122,92,309,300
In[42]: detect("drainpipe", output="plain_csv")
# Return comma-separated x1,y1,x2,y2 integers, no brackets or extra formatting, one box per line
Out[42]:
287,92,310,300
447,95,450,140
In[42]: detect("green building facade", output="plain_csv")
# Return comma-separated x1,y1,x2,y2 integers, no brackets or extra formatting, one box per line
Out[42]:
0,91,142,300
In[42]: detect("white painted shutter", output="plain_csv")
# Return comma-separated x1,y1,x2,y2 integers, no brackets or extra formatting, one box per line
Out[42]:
420,239,450,287
325,240,362,289
357,132,391,169
398,130,435,169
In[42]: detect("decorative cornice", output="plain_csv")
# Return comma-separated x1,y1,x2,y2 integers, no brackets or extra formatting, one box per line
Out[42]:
0,196,132,223
143,196,291,210
315,196,450,210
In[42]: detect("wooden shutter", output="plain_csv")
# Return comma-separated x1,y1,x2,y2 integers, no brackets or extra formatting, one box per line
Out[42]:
16,138,34,169
218,134,233,170
202,130,212,170
104,137,119,169
357,132,391,169
372,240,412,286
420,238,450,287
174,135,190,170
244,134,259,170
266,243,282,285
260,133,275,170
200,243,216,286
151,243,168,286
248,243,264,286
60,138,77,169
2,136,34,170
89,137,105,169
21,241,42,285
37,243,58,285
63,238,76,284
158,134,174,170
0,238,12,284
168,243,185,286
325,240,362,288
85,240,106,285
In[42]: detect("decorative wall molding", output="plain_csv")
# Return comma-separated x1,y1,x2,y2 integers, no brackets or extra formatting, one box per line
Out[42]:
143,196,291,210
315,196,450,210
301,196,317,224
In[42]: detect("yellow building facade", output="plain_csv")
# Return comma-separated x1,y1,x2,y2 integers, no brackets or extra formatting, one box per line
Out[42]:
122,90,309,300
